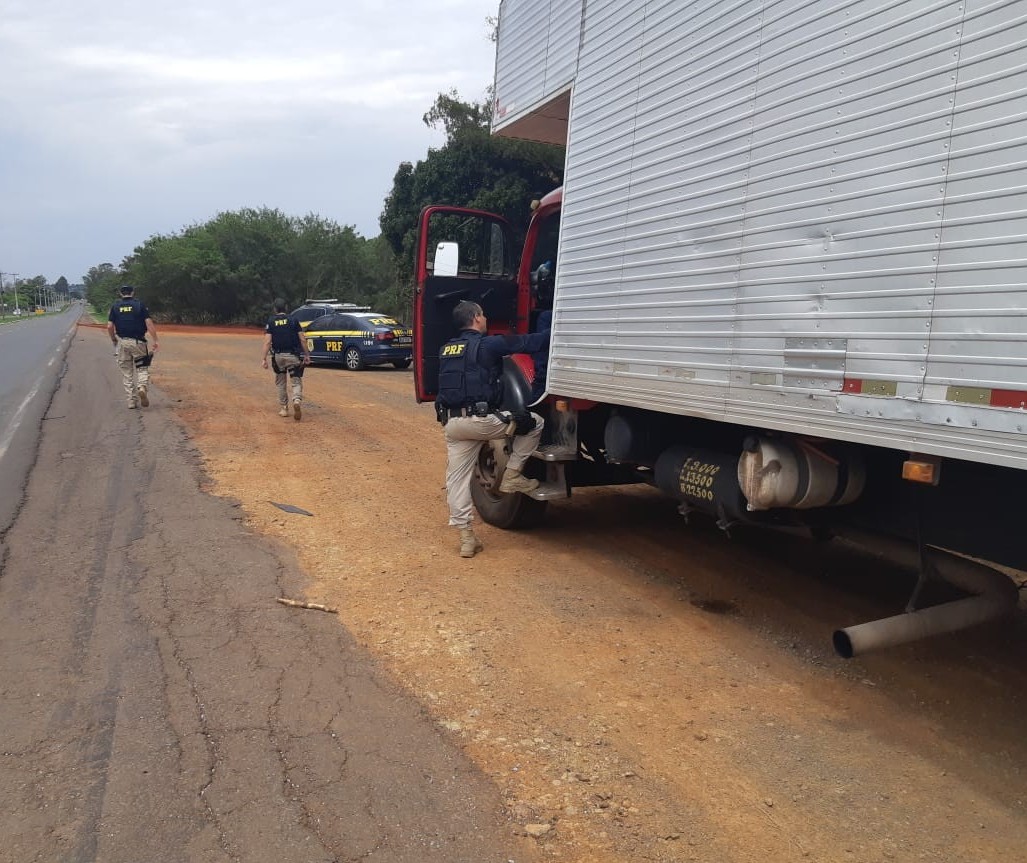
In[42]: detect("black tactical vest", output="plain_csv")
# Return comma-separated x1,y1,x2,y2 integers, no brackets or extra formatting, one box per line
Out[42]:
267,313,302,353
437,331,499,409
109,297,148,340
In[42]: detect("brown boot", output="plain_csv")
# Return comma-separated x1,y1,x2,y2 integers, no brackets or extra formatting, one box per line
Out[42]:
499,468,539,494
459,528,484,558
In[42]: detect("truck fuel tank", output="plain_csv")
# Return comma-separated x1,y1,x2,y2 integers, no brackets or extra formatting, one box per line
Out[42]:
738,436,865,511
653,446,751,524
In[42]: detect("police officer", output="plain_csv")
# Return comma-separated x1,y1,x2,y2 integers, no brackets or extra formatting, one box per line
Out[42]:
529,259,555,403
261,298,312,420
436,300,548,558
107,284,159,409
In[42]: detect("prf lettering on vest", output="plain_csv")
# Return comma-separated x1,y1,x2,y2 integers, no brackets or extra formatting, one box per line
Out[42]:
273,318,288,326
119,305,134,313
442,343,466,357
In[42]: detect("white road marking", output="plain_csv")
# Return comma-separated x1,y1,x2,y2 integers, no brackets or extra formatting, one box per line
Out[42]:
0,378,46,461
0,316,78,461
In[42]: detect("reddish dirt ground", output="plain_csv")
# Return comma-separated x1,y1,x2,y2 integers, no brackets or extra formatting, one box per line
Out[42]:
99,322,1027,863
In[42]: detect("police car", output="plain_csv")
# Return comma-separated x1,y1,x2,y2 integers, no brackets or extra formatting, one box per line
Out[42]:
288,299,372,330
304,311,413,370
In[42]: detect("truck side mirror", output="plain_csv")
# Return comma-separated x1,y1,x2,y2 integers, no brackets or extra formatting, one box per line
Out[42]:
434,242,460,278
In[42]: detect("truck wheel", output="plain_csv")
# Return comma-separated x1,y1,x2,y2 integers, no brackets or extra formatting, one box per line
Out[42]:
393,359,412,369
344,347,364,371
470,444,548,529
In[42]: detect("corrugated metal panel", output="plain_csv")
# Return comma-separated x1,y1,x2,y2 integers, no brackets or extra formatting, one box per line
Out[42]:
926,0,1027,394
493,0,582,138
545,0,581,93
735,0,956,401
546,0,1027,468
494,0,548,130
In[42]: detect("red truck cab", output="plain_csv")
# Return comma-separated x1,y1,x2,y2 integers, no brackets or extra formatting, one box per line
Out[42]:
412,190,562,403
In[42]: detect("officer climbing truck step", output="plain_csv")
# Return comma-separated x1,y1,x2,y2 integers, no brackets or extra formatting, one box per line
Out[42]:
435,300,549,558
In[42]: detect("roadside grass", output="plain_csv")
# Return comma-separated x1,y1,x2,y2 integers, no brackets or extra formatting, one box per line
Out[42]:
0,311,46,327
85,304,107,324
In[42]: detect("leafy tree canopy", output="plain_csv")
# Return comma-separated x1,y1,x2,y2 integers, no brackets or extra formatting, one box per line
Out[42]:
379,90,565,290
84,209,401,325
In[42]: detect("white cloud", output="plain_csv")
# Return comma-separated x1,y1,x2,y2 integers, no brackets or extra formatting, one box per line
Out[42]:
0,0,499,282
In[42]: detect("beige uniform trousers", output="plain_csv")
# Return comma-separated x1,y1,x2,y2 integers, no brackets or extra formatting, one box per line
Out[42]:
444,412,544,528
116,338,151,406
273,353,303,405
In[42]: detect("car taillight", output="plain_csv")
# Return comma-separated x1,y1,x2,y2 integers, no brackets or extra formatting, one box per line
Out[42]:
375,331,395,341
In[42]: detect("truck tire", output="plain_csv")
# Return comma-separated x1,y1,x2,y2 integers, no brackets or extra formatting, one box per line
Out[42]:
392,359,412,369
470,446,548,529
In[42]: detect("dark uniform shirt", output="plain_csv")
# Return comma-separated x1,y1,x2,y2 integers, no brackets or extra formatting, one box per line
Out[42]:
438,328,551,410
108,297,151,340
477,330,550,374
530,310,553,402
265,313,304,354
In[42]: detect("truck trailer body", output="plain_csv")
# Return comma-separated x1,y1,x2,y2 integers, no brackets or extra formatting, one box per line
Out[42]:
494,0,1027,469
413,0,1027,652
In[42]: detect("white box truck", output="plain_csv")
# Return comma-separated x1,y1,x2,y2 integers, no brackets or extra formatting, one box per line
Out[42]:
413,0,1027,654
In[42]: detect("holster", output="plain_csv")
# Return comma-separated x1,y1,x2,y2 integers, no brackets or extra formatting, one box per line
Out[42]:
271,353,303,377
509,411,536,436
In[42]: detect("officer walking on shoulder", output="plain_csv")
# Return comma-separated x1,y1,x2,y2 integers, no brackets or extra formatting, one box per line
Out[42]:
436,300,548,558
262,298,311,420
107,284,159,409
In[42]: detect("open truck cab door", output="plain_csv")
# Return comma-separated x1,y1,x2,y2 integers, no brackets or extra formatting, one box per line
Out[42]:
413,206,522,402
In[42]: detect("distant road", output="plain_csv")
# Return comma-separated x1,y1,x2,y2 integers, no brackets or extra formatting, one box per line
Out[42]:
0,304,83,535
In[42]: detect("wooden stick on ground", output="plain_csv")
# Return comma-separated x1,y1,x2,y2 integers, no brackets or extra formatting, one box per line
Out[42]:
276,597,339,614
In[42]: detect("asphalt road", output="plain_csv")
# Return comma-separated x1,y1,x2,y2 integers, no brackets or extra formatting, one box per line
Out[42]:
0,304,81,535
0,327,538,863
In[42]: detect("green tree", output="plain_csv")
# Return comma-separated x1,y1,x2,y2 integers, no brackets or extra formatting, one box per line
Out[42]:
127,231,231,323
21,275,47,310
82,207,402,325
379,90,565,291
84,263,125,314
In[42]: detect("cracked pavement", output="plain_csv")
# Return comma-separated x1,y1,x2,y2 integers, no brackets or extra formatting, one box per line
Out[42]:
0,330,540,863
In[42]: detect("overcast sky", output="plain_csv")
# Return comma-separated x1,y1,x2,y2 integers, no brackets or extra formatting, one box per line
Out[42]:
0,0,499,286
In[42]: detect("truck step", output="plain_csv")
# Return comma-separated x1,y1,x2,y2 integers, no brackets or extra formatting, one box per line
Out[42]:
533,445,577,462
527,481,569,501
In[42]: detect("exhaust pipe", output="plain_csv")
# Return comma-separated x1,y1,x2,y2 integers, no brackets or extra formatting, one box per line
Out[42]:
832,538,1019,658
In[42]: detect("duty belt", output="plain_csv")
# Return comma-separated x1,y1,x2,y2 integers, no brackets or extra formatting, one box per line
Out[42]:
443,402,492,420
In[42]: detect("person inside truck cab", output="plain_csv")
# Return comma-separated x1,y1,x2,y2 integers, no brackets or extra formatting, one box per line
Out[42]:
529,259,554,403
